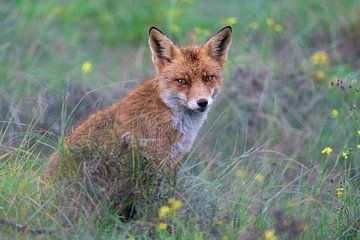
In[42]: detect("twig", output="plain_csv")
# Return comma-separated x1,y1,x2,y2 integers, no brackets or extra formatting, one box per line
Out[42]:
0,147,16,162
0,217,55,234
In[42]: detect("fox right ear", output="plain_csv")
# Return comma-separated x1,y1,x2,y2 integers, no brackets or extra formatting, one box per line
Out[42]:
149,27,178,72
205,26,232,65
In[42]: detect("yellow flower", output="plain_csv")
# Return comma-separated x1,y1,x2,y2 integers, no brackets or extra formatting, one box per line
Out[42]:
168,8,182,18
255,174,265,183
170,24,180,33
266,18,274,27
264,229,277,240
273,24,283,32
357,144,360,149
249,22,259,30
224,17,237,26
336,186,344,198
321,147,333,155
81,61,93,74
331,109,339,118
311,51,329,66
194,27,211,38
168,198,182,211
235,169,248,178
159,206,171,217
341,150,350,159
358,130,360,135
315,70,325,81
341,150,349,159
158,222,167,230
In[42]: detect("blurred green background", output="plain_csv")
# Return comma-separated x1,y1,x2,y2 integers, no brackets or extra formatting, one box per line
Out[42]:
0,0,359,239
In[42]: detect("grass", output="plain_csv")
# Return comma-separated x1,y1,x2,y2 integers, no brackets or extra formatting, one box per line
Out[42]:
1,0,360,239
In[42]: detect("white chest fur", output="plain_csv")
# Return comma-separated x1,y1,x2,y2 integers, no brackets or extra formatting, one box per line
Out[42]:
170,109,208,159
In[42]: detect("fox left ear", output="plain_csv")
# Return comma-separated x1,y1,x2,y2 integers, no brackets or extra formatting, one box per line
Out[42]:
148,27,179,72
205,26,232,64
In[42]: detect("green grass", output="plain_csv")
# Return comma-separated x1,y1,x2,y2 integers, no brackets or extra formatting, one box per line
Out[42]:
1,0,360,239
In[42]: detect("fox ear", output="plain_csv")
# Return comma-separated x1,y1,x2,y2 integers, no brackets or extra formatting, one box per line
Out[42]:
149,27,178,72
205,26,232,64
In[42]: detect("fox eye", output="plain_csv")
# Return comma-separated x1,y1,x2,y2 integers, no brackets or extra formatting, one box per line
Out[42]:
176,79,187,85
205,75,214,82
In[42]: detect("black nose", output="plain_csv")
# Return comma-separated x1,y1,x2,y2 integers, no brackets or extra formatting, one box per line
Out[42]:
197,99,208,108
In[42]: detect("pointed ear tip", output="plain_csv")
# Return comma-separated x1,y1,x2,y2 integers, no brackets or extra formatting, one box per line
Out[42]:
216,26,232,35
223,26,232,33
149,26,163,35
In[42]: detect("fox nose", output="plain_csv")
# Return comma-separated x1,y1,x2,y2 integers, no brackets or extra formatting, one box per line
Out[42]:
197,99,208,108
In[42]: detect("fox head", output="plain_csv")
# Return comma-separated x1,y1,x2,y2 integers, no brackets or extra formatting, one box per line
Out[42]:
149,26,232,113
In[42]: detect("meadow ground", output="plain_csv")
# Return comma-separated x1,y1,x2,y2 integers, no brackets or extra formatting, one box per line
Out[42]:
0,0,360,239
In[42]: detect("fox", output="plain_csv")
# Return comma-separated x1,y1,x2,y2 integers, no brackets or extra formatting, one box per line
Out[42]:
45,26,232,219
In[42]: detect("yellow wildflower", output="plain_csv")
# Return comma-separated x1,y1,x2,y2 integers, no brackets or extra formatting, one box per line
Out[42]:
273,24,283,32
358,129,360,135
249,22,259,30
158,222,167,230
266,18,274,27
224,17,237,26
81,61,93,74
311,51,329,66
168,8,182,18
170,24,180,33
321,147,333,155
194,27,211,38
357,144,360,149
336,186,344,198
255,174,265,183
315,70,325,81
168,198,182,211
331,109,339,118
159,206,171,217
235,169,248,178
341,150,349,159
264,229,277,240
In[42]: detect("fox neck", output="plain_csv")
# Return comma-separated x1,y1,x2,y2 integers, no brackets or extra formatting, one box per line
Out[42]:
171,108,208,158
161,92,209,159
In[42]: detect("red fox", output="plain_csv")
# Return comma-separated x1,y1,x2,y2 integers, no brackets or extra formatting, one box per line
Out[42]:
45,27,232,219
47,26,232,177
